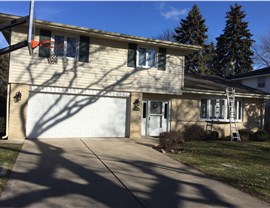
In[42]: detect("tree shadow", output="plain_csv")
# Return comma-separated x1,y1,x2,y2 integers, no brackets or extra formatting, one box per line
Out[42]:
0,139,142,207
0,139,238,207
11,39,182,139
3,28,247,207
244,103,262,130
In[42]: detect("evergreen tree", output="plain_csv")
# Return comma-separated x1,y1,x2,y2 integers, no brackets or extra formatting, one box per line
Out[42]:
204,42,217,75
215,3,254,77
174,4,211,74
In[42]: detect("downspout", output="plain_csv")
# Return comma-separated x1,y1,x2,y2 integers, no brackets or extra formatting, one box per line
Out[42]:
261,99,266,130
2,84,10,139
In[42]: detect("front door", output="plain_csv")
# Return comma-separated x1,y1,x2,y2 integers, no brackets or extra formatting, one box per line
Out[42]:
141,100,170,136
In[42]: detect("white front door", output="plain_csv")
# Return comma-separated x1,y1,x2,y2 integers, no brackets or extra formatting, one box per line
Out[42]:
141,100,170,136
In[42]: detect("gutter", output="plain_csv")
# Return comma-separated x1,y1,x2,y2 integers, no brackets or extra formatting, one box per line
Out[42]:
1,84,10,139
182,87,270,99
0,13,201,52
230,74,269,81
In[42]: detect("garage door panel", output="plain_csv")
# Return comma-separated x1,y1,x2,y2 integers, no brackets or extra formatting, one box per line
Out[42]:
27,92,128,138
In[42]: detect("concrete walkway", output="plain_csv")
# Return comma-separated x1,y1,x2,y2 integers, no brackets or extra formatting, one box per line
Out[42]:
0,138,269,208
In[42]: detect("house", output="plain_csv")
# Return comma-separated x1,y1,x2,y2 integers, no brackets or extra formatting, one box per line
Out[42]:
231,66,270,93
0,13,269,141
181,74,269,137
230,66,270,130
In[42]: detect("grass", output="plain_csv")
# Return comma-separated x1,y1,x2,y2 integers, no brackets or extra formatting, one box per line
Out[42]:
0,142,22,195
167,141,270,203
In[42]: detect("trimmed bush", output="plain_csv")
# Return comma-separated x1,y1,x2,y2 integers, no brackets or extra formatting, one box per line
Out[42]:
183,124,205,141
159,131,183,151
206,131,219,140
251,130,270,142
0,117,5,136
239,129,251,142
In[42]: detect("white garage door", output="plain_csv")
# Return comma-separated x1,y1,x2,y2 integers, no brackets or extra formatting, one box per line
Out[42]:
26,91,129,138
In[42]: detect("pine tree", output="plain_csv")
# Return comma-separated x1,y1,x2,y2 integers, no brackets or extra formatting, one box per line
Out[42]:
204,42,217,75
215,3,254,77
174,4,211,74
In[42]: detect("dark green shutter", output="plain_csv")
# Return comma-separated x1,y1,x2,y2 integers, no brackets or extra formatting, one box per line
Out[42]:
158,47,166,71
127,43,137,67
39,30,51,57
79,36,90,62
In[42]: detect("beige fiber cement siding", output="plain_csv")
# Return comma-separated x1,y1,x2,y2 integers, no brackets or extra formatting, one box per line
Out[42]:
9,27,184,95
8,84,29,141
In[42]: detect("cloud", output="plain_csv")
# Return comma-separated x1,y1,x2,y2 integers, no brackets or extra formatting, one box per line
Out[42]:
161,7,189,20
36,8,66,20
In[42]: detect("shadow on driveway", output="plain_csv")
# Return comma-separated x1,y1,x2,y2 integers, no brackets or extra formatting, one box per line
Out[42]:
0,138,269,208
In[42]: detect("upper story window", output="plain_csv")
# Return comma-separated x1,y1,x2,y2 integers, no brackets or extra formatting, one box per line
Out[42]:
127,43,166,70
200,98,242,122
137,47,156,68
257,77,266,88
39,30,90,63
53,35,77,58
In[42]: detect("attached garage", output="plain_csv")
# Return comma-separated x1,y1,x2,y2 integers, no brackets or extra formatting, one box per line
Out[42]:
26,86,130,139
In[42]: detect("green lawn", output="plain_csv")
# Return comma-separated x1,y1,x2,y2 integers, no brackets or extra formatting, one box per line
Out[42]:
168,141,270,203
0,142,22,195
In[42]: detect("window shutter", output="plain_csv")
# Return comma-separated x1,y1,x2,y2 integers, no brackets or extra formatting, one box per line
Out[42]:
39,30,51,57
158,47,166,71
79,36,90,62
127,43,137,67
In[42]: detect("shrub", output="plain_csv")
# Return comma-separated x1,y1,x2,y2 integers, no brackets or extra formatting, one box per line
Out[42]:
251,130,270,142
183,124,205,141
0,117,6,135
159,131,183,151
206,131,219,140
239,129,251,142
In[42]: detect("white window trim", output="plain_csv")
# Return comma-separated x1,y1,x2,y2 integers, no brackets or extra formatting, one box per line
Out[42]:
51,32,79,60
199,97,243,122
136,46,157,69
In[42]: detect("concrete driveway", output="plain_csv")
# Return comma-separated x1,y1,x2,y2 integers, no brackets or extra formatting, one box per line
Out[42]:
0,138,269,208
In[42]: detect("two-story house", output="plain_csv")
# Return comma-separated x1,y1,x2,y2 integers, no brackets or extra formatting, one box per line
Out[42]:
1,13,269,141
231,66,270,130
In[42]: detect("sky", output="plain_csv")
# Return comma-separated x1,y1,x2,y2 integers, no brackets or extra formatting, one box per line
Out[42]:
0,1,270,49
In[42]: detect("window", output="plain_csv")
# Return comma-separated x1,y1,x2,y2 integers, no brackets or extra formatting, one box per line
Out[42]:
137,47,156,68
257,78,265,88
200,98,242,121
67,37,77,57
53,35,77,58
54,35,64,56
150,101,162,114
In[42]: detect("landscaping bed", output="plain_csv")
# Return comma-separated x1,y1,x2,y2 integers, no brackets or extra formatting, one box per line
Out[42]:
166,141,270,203
0,142,22,195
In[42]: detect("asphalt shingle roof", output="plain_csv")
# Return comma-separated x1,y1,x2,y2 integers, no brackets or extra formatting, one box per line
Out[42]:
184,73,268,95
232,66,270,79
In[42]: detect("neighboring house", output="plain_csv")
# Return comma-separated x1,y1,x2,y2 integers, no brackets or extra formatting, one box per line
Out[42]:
0,13,269,141
231,66,270,93
231,66,270,130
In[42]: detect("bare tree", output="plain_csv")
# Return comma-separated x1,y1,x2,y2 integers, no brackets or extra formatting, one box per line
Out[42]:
253,29,270,68
153,28,176,42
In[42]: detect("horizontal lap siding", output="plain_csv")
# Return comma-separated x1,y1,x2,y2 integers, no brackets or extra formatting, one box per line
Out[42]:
9,27,184,95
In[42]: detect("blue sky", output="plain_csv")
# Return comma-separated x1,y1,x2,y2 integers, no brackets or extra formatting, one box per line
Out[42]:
1,1,270,47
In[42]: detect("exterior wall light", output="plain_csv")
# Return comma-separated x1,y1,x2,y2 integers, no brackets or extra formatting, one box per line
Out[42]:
133,98,140,111
14,91,22,103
